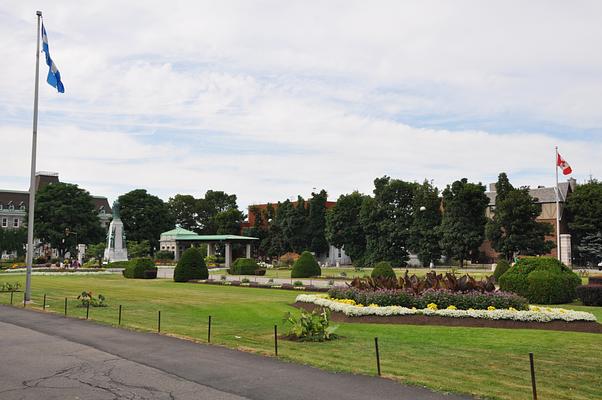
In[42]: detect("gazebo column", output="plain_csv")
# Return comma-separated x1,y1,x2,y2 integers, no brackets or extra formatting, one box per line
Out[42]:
174,242,180,261
207,243,215,257
225,242,232,269
246,243,251,258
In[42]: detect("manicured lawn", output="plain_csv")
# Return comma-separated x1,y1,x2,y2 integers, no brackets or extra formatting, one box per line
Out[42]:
1,274,600,400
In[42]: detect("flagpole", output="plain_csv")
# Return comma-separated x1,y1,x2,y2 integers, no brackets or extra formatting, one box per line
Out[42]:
555,146,561,262
25,10,42,302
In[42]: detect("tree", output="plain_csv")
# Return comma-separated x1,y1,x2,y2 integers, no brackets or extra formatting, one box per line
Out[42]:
566,179,602,264
325,191,367,265
360,176,417,267
214,208,245,235
127,240,150,258
85,242,106,267
242,206,268,257
0,227,27,258
409,180,442,267
34,182,105,259
439,178,489,267
262,203,287,258
307,190,329,256
281,196,310,253
577,232,602,266
118,189,174,255
485,173,553,260
167,194,199,232
197,190,240,234
173,246,208,282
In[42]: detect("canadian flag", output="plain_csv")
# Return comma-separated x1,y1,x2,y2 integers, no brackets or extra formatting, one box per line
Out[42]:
557,153,572,175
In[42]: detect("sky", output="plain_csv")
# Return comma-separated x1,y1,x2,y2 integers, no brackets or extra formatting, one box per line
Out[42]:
1,1,601,211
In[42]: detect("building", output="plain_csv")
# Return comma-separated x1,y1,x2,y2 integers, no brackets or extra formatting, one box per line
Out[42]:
0,172,111,259
479,178,577,265
242,200,352,266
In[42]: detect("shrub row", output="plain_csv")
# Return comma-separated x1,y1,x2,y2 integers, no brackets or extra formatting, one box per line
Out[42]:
229,258,260,275
328,287,529,310
123,258,157,279
577,285,602,306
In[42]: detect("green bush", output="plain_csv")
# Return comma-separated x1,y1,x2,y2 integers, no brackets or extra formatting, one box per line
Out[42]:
283,309,338,341
493,259,511,281
499,256,581,304
154,250,174,260
291,251,321,278
229,258,259,275
123,258,157,279
174,247,208,282
370,261,396,279
576,285,602,306
107,260,131,269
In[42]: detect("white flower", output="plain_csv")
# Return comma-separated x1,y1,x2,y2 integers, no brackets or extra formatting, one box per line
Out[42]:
295,295,597,323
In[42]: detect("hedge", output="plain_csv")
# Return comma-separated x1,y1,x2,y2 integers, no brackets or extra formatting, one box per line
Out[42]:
229,258,259,275
498,257,581,304
174,247,208,282
123,258,157,279
577,285,602,306
291,251,321,278
493,259,511,281
154,250,174,260
371,261,396,279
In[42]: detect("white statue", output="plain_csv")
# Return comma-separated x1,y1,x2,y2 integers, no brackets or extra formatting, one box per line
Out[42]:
104,200,128,262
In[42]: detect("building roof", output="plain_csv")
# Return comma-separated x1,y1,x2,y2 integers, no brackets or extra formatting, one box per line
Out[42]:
160,226,258,241
486,181,572,206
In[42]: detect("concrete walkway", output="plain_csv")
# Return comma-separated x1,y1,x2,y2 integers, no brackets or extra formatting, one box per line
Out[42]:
0,306,471,400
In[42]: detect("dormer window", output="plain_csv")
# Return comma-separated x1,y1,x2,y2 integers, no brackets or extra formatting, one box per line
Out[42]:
8,203,14,211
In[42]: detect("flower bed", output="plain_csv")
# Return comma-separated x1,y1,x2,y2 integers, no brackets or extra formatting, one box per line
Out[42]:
296,294,597,323
328,287,529,311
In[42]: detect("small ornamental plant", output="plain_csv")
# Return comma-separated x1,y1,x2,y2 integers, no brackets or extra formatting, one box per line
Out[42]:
77,291,107,307
283,309,338,341
0,282,21,292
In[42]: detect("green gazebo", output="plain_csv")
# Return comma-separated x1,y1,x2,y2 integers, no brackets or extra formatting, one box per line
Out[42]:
159,226,258,267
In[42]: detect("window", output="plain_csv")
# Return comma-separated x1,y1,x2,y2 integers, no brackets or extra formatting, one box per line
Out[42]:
337,248,342,258
8,204,14,211
20,205,25,211
1,218,7,228
13,218,19,228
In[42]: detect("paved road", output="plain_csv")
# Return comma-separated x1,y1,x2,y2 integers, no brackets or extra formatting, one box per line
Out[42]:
0,306,472,400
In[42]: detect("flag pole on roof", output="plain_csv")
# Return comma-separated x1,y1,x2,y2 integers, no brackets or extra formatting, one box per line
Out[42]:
25,12,65,302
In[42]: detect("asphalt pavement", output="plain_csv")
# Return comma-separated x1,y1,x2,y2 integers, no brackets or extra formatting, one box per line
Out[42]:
0,305,472,400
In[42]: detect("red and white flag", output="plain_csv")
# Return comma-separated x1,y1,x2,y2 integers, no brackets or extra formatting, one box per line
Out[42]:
557,152,572,175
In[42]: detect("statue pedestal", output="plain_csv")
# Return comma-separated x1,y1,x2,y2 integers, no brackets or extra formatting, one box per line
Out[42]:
104,217,128,263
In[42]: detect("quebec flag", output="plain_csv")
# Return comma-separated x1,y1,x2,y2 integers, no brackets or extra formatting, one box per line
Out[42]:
41,23,64,93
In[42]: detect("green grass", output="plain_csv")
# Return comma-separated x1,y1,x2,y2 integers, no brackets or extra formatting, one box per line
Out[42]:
1,274,601,400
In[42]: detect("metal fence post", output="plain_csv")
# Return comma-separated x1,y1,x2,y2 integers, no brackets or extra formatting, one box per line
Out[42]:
42,293,46,310
64,297,67,316
208,315,212,343
529,352,538,400
374,337,381,376
86,302,90,320
158,310,161,333
118,305,122,325
274,325,278,356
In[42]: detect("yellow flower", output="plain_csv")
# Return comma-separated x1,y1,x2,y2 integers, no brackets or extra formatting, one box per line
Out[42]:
468,307,475,311
427,303,438,310
508,307,517,312
368,303,380,308
487,306,496,311
559,309,566,314
531,306,540,312
356,304,365,307
447,305,457,310
411,307,417,310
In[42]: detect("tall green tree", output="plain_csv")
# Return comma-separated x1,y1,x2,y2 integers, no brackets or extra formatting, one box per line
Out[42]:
85,242,106,267
566,179,602,264
577,233,602,265
325,191,368,265
261,203,287,258
214,207,245,235
307,190,329,256
485,173,553,260
34,182,105,259
118,189,174,255
409,180,442,267
197,190,239,234
242,206,269,257
167,194,199,232
0,227,27,258
360,176,417,267
439,178,489,267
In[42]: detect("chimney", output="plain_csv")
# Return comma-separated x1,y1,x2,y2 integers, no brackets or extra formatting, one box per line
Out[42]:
568,177,577,190
489,183,496,192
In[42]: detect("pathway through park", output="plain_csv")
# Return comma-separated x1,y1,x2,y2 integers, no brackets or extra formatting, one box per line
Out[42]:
0,305,472,400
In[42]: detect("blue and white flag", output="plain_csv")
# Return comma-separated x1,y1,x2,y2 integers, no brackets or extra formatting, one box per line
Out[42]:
41,23,64,93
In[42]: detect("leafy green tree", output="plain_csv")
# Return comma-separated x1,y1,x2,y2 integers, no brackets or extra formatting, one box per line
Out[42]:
118,189,174,255
409,180,442,267
325,191,367,265
566,179,602,264
214,208,245,235
577,232,602,265
34,182,105,259
167,194,199,232
85,242,106,267
439,178,489,267
307,190,329,256
0,227,27,257
243,206,268,257
281,196,310,253
197,190,240,234
262,203,288,258
486,173,554,260
127,240,150,258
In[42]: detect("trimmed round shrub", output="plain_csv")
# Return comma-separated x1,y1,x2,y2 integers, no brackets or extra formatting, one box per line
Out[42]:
174,247,208,282
123,257,156,279
229,258,259,275
291,251,321,278
499,256,581,304
576,285,602,306
493,259,511,281
371,261,396,279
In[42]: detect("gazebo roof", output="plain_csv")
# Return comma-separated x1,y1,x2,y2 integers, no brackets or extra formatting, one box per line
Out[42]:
160,227,258,242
